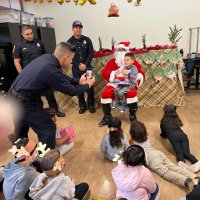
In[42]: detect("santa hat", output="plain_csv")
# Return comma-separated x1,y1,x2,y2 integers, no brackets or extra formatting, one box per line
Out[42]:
116,41,130,51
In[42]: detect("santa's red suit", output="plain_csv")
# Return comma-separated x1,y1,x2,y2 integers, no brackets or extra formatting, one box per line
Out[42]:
98,42,145,127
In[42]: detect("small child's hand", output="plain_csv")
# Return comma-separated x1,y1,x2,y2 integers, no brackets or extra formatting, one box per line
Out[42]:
122,70,128,76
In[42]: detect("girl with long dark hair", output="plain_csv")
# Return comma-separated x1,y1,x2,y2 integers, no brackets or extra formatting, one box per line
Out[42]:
160,104,200,172
101,117,129,161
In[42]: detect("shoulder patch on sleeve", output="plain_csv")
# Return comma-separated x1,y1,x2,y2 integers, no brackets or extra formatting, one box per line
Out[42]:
12,45,15,53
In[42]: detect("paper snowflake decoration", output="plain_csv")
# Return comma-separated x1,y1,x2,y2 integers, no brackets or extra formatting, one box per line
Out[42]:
37,142,50,158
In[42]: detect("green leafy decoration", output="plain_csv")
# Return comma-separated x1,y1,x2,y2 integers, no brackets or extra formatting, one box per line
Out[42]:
168,25,183,44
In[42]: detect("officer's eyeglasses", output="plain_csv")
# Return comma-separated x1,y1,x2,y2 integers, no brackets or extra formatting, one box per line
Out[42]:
63,42,76,53
23,32,33,36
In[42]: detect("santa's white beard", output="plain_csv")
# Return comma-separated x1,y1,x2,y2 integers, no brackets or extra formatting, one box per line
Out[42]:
115,51,127,68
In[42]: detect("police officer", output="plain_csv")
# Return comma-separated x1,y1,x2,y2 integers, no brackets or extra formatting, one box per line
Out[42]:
67,20,95,114
8,42,95,149
13,25,65,117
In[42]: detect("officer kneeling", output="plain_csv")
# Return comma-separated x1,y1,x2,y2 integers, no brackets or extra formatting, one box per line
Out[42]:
8,42,95,149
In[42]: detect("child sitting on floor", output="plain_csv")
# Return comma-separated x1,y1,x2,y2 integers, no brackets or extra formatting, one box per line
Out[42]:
112,145,160,200
130,120,199,189
2,138,37,200
101,117,129,161
29,149,90,200
47,108,75,155
160,104,200,172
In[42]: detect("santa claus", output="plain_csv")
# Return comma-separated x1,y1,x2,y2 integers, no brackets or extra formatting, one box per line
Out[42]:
98,41,145,127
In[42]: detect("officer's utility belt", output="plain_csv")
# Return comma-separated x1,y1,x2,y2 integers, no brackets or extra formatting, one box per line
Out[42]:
10,88,29,102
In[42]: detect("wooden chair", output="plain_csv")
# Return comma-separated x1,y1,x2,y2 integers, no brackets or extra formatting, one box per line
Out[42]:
182,73,192,90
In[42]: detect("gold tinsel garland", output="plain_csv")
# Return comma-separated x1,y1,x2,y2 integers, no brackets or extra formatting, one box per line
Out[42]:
24,0,141,6
25,0,96,6
25,0,141,6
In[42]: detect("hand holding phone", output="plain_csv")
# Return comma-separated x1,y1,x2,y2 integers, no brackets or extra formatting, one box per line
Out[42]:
86,70,93,79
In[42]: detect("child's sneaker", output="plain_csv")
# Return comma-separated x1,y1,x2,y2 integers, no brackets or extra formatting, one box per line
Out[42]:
83,189,91,200
112,102,120,109
184,177,196,190
120,105,126,113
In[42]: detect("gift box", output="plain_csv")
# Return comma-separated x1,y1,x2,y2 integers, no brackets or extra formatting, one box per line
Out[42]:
60,126,77,144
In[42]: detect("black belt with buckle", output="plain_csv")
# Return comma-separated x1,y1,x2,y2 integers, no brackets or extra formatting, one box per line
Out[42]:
10,88,29,102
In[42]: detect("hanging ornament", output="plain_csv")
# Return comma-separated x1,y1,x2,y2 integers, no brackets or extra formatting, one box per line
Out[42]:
79,0,87,6
65,0,70,2
57,0,64,4
74,0,78,5
108,3,119,17
134,0,141,6
88,0,96,5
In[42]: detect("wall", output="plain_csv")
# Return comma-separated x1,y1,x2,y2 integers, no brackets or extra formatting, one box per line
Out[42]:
22,0,200,54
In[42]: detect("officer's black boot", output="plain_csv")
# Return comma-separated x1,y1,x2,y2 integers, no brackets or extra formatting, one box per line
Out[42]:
128,102,138,123
98,103,112,127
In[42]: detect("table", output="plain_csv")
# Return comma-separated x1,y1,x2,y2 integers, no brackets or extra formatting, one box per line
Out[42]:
56,48,185,110
183,57,200,89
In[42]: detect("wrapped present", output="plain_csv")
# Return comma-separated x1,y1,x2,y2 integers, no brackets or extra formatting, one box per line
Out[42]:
60,126,77,144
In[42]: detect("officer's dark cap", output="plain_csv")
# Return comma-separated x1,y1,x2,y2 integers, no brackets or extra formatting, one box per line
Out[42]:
72,20,83,28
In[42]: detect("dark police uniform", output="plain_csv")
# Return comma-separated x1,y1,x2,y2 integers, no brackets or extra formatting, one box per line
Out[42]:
13,38,61,113
67,35,94,110
8,54,89,149
13,38,46,68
